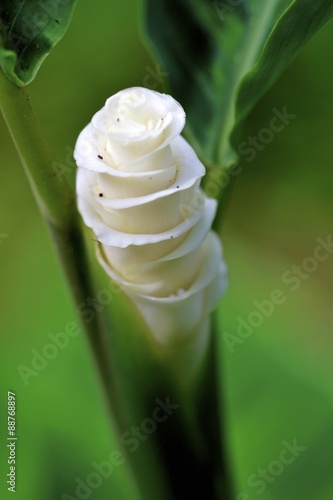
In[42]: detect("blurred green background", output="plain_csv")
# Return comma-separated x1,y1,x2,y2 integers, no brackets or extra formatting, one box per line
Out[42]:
1,1,333,499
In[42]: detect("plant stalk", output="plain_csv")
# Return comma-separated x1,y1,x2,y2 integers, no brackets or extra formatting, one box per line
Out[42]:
0,68,117,420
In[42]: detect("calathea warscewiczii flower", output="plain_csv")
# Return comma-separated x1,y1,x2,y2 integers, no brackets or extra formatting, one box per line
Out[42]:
74,87,227,381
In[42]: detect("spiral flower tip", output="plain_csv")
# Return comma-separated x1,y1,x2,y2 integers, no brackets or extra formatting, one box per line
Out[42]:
75,87,227,376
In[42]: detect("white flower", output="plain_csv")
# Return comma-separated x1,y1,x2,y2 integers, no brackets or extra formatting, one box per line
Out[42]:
75,87,227,382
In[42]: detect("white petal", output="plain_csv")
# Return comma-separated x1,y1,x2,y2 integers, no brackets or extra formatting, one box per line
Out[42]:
97,232,227,341
91,87,186,165
75,87,228,382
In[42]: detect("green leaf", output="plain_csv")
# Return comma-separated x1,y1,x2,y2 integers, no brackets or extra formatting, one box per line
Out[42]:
234,0,333,145
0,0,77,87
142,0,333,167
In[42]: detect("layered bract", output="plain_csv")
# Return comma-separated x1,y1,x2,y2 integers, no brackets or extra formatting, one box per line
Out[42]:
75,87,227,377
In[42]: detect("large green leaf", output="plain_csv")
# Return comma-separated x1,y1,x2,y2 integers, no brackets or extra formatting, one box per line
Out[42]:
0,0,77,86
234,0,333,143
142,0,333,167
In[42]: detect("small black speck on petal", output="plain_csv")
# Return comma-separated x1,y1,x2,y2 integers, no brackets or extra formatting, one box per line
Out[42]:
97,155,103,159
99,193,103,197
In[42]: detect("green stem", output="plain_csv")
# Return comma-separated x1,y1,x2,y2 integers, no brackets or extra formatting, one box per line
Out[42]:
0,68,116,420
0,70,70,225
197,317,234,498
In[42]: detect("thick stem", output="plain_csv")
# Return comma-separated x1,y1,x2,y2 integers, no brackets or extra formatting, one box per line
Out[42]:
197,317,234,498
0,70,71,225
0,68,116,419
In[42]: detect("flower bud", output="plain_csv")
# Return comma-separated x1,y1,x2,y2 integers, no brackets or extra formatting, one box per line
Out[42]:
75,87,227,381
